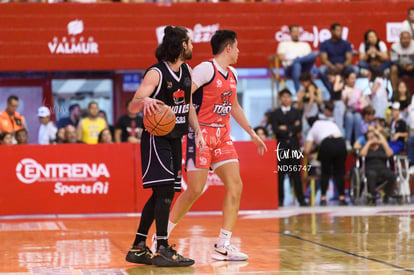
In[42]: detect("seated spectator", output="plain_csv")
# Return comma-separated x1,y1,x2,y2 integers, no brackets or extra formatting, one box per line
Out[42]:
342,71,364,147
392,80,411,112
368,65,388,119
297,72,323,119
390,31,414,93
354,111,387,151
297,72,323,138
276,24,317,93
114,99,144,143
0,132,13,145
392,80,411,121
57,104,82,129
319,23,359,93
98,110,115,136
37,106,57,145
357,30,390,74
360,105,376,136
388,102,408,155
98,128,113,144
77,102,107,144
15,128,29,145
64,125,81,144
55,127,66,144
401,7,414,38
0,95,26,143
359,129,395,205
253,126,269,141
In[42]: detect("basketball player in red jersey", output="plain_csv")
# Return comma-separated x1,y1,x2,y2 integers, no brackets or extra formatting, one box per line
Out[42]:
167,30,268,261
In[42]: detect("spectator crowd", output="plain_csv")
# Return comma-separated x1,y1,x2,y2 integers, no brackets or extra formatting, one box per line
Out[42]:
0,96,143,146
257,8,414,206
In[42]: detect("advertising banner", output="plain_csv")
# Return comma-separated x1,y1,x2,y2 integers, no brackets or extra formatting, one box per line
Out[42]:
0,141,277,215
0,143,138,215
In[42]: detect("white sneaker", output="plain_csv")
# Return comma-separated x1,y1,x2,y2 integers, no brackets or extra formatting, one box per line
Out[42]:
211,244,248,261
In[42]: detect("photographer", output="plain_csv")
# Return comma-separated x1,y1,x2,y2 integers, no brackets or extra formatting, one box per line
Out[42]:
359,129,396,205
304,114,347,206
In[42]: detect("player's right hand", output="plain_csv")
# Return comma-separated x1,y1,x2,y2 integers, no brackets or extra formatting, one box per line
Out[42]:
143,98,164,115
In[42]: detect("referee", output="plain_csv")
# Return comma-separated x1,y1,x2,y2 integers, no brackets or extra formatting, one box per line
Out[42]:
303,114,348,206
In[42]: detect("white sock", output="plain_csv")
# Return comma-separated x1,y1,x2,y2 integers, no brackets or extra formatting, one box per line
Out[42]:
167,220,176,236
217,228,232,247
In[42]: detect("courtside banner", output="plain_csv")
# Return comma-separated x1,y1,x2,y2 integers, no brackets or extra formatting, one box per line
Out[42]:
0,2,410,71
0,143,138,215
0,141,277,215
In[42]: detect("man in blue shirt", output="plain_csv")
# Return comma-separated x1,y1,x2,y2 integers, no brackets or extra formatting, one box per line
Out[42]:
57,104,82,129
319,23,359,93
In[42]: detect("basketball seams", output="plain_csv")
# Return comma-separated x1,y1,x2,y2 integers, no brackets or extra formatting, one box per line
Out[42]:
143,114,158,133
143,104,176,136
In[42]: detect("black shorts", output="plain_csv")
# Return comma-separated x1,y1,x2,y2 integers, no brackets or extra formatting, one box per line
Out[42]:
394,63,414,77
140,130,182,192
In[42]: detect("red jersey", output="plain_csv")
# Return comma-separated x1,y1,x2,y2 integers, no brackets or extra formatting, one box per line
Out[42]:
192,60,237,127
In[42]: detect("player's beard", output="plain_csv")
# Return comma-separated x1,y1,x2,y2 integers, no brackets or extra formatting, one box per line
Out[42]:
183,48,193,60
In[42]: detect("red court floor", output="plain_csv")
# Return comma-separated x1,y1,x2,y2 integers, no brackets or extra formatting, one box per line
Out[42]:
1,206,414,274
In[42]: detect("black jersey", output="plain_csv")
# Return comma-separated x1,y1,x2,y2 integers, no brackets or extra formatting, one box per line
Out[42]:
145,61,192,139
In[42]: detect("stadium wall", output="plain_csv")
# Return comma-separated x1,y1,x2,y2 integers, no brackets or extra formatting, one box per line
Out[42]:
0,1,411,71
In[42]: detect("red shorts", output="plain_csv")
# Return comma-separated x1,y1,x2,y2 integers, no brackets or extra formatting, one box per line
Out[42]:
187,126,238,170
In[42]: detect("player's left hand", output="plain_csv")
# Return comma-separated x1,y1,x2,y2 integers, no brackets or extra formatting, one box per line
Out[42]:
252,133,267,155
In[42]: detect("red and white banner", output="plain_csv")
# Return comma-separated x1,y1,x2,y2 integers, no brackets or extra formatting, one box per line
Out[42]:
0,1,410,71
0,141,277,215
0,144,138,215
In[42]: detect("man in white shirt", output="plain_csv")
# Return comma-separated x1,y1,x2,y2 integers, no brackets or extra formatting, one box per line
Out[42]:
390,31,414,93
304,115,347,206
401,7,414,38
277,24,317,92
37,106,57,145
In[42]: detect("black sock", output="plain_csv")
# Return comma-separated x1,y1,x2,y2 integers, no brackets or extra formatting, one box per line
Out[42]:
153,184,175,250
133,192,156,247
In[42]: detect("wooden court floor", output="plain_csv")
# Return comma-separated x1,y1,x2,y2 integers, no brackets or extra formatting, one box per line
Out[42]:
1,206,414,274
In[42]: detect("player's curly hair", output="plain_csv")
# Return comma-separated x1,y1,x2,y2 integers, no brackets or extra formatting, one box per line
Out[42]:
155,26,189,62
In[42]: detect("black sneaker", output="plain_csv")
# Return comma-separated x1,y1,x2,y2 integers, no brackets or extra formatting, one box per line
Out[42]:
152,245,195,267
339,199,348,206
367,198,376,206
125,245,153,265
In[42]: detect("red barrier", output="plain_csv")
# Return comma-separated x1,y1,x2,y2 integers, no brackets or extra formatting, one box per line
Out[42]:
0,141,277,215
0,143,138,215
0,1,411,71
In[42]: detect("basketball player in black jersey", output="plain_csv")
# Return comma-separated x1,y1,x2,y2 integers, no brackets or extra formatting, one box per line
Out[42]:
125,26,205,267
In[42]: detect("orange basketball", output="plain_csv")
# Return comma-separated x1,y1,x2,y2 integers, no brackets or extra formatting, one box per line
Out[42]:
143,104,176,136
